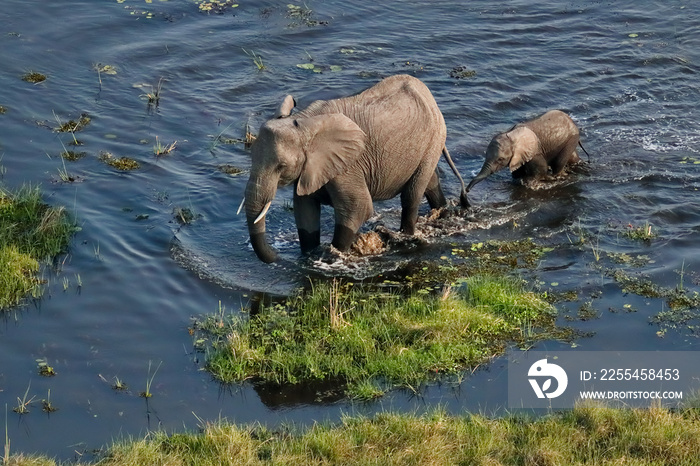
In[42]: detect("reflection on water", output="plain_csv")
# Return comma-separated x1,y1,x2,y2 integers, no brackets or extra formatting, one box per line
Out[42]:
1,0,700,459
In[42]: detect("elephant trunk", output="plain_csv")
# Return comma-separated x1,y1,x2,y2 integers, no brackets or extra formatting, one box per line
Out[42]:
245,175,279,264
466,165,492,192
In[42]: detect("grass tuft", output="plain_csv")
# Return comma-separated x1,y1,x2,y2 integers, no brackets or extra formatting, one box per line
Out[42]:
0,185,77,310
242,49,265,71
0,246,40,310
195,276,555,399
21,71,47,84
153,136,177,157
98,152,140,171
624,221,657,241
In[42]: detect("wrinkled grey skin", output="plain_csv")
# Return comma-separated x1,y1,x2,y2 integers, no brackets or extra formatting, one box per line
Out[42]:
244,74,469,263
467,110,585,195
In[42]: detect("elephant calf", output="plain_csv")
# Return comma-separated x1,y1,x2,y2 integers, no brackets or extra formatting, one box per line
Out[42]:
243,74,469,263
466,110,588,196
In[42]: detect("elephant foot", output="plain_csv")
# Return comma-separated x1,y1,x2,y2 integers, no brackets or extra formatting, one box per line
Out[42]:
298,228,321,254
459,190,471,208
331,224,357,252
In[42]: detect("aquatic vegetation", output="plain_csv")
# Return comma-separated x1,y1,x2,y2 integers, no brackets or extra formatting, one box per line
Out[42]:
217,164,246,176
41,390,57,413
194,0,239,13
112,376,128,391
139,361,162,398
395,239,555,295
56,156,81,183
576,301,599,321
173,207,199,225
408,238,555,284
13,403,700,465
195,276,556,399
296,63,342,73
0,185,77,310
449,65,477,79
607,267,700,335
153,136,177,157
98,152,141,171
244,122,257,147
36,358,56,377
286,3,328,27
242,48,265,71
92,63,117,85
607,268,664,299
607,252,653,267
623,221,657,241
210,121,256,152
137,78,164,105
12,383,35,415
21,71,46,83
60,150,87,162
54,113,91,133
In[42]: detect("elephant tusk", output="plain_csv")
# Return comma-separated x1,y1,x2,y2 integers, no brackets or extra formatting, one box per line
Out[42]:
254,201,272,224
236,197,245,215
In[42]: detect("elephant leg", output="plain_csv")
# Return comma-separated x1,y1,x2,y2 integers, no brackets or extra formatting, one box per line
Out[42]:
400,168,434,235
293,194,322,254
424,170,447,209
327,183,374,251
550,138,580,175
513,155,548,182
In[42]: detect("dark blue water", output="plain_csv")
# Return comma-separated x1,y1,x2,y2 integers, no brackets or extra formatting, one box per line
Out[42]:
1,0,699,460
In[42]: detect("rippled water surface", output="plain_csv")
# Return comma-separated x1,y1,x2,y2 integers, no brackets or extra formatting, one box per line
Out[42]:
1,0,699,459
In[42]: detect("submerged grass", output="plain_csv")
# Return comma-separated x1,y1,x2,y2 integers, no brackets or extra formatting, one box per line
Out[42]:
21,71,46,84
10,403,700,465
98,152,140,171
0,185,77,310
196,275,556,399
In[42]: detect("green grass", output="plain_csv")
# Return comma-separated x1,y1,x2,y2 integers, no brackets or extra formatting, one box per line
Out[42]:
9,403,700,465
0,185,77,310
98,152,140,171
624,221,657,241
21,71,46,84
195,275,556,399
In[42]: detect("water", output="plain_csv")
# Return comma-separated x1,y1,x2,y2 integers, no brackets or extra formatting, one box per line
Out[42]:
1,0,699,459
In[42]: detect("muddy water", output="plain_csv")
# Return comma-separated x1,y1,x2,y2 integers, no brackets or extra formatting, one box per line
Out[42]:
1,0,699,459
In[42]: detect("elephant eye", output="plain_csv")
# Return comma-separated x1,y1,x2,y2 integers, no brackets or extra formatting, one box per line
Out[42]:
293,119,299,127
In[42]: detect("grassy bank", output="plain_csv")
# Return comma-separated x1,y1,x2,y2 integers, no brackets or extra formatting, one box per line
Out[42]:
8,403,700,465
0,185,77,310
194,275,560,399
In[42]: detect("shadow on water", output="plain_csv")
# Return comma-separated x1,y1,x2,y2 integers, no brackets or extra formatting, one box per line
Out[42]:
1,0,700,459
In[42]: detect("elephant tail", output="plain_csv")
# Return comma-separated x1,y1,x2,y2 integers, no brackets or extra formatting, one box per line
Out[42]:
442,147,470,208
578,140,592,162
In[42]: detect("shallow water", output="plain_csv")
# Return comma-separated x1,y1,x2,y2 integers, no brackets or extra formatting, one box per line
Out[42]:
1,0,700,459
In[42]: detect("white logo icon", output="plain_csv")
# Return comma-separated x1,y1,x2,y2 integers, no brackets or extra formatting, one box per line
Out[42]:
528,358,568,399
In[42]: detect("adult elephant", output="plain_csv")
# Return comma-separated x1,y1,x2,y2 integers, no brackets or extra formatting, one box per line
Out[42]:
243,74,469,263
466,110,589,196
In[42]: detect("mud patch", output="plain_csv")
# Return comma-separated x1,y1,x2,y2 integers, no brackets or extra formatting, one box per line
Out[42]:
350,231,385,256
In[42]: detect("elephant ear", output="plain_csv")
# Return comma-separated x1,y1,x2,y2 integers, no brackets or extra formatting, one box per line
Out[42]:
508,126,540,172
296,113,366,196
274,95,296,118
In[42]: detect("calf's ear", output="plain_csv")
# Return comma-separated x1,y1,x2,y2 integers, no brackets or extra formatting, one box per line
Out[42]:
508,127,539,172
274,95,296,118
